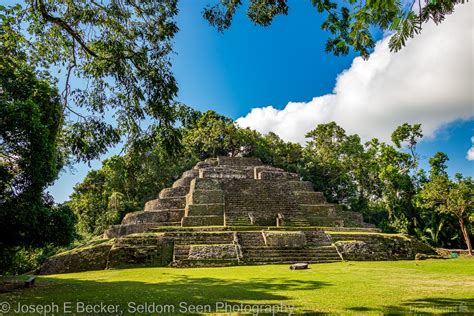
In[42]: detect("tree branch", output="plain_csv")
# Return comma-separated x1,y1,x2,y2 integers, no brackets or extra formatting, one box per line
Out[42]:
35,0,98,58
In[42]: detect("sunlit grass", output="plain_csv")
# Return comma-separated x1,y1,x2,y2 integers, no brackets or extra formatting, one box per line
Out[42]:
2,258,473,315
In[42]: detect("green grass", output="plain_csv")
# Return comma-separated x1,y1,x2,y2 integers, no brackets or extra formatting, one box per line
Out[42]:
2,258,473,315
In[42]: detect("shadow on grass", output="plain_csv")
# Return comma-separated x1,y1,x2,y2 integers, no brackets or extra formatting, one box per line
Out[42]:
2,274,331,314
348,297,474,314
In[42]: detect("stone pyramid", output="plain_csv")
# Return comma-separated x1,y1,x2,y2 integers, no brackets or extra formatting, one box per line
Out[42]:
40,157,436,274
104,156,372,238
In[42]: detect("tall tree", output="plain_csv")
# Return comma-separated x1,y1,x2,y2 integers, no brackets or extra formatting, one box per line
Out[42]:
418,175,473,255
0,42,75,272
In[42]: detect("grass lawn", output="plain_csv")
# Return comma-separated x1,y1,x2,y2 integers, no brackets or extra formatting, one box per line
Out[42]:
1,258,473,315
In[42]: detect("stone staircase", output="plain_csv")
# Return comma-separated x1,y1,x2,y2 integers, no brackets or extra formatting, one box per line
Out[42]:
166,231,238,267
240,246,341,264
235,231,341,264
167,230,345,266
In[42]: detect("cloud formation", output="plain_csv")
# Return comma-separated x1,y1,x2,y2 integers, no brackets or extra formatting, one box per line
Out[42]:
237,2,473,144
467,137,474,161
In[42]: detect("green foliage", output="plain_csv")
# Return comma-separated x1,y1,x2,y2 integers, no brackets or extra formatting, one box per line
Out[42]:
0,48,76,273
0,0,184,163
429,151,449,178
417,172,473,255
203,0,467,59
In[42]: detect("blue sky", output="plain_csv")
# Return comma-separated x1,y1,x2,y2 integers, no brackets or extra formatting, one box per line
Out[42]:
5,0,470,202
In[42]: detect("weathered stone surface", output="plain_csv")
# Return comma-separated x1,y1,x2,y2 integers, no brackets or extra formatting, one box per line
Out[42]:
333,233,438,261
185,204,224,216
199,167,248,179
159,186,189,198
122,210,184,225
104,223,159,239
190,178,222,191
181,215,224,226
40,241,112,274
253,166,283,179
172,176,194,188
188,244,237,260
144,197,186,211
107,235,173,269
257,170,299,180
40,235,174,274
264,231,306,248
187,190,224,204
293,191,326,204
290,263,309,270
217,156,262,166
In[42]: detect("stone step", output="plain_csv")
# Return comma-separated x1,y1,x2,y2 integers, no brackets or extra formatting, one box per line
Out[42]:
173,259,238,267
307,216,345,227
199,167,250,179
256,170,300,180
279,220,312,227
122,210,184,225
144,197,186,211
173,238,234,245
237,232,265,246
286,181,314,192
324,227,382,233
181,215,224,227
186,190,224,205
166,232,235,244
159,187,189,198
300,204,342,215
242,248,339,255
190,178,222,191
242,257,341,263
186,204,224,216
217,156,262,167
193,160,218,170
182,170,199,178
225,220,253,226
103,223,159,238
293,191,326,204
242,253,341,259
329,233,386,242
172,176,195,188
173,245,191,260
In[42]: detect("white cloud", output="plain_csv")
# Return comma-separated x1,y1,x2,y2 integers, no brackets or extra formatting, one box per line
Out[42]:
237,2,474,144
467,136,474,161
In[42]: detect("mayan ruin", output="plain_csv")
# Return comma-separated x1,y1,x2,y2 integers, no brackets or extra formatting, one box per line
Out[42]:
40,157,436,274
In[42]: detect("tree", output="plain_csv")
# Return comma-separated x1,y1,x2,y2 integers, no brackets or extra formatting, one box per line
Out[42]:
203,0,467,59
0,43,75,272
391,123,423,168
418,174,473,255
303,122,364,205
1,1,181,162
429,151,449,178
183,111,258,159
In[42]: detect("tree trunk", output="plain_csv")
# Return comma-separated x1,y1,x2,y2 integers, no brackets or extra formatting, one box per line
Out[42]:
459,217,472,256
